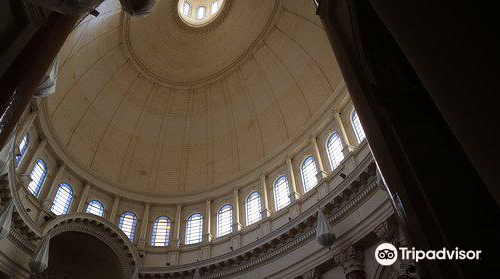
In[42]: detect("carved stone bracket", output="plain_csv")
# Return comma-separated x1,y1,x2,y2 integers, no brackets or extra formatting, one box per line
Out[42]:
334,245,365,275
374,218,398,245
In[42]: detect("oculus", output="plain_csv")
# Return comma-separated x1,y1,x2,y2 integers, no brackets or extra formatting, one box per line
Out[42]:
178,0,225,27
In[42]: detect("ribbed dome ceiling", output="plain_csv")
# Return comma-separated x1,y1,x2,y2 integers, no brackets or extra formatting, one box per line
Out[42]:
40,0,343,197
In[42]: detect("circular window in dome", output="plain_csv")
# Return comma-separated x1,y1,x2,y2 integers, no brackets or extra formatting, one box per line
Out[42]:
178,0,226,27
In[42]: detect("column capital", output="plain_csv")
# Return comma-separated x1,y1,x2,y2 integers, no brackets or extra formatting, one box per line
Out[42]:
374,219,398,245
260,208,271,219
289,191,301,202
342,144,355,157
334,245,365,275
203,233,212,243
232,222,242,232
316,170,328,180
259,173,267,183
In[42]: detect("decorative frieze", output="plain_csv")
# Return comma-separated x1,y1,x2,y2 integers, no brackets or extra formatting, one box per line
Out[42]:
140,162,381,278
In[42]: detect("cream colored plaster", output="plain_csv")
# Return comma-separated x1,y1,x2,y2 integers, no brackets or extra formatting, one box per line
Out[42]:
40,0,344,199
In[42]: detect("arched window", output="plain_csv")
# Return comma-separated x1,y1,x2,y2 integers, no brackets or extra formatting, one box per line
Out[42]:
273,176,291,211
196,6,206,19
326,132,344,170
217,204,232,237
246,192,261,225
151,216,172,247
27,159,47,197
351,110,366,143
183,1,191,16
51,183,73,215
211,1,219,14
16,134,29,166
86,200,104,217
119,212,138,241
301,156,318,193
185,213,203,245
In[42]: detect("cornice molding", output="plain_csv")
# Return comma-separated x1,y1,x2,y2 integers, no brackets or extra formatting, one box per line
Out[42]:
139,160,381,278
4,139,394,278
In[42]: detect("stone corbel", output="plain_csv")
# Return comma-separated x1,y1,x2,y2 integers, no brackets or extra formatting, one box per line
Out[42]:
260,208,271,220
334,245,365,276
203,232,212,243
232,221,242,232
342,144,355,158
374,218,398,245
316,170,328,181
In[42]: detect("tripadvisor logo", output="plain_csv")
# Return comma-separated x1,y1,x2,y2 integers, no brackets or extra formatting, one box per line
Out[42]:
375,243,398,265
375,243,482,266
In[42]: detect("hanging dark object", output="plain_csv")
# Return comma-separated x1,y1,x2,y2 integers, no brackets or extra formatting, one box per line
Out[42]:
316,207,335,248
119,0,156,17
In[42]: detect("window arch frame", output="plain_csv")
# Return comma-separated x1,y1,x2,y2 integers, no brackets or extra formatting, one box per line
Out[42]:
16,133,29,166
86,200,105,217
217,204,233,237
185,212,204,245
119,211,138,241
50,182,74,215
196,5,206,19
183,1,191,16
301,155,319,193
351,109,366,143
273,175,291,211
326,131,345,170
245,191,262,226
27,158,48,197
211,0,219,15
151,216,172,247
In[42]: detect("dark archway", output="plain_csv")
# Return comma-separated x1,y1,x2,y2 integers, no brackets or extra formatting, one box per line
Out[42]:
41,232,125,279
